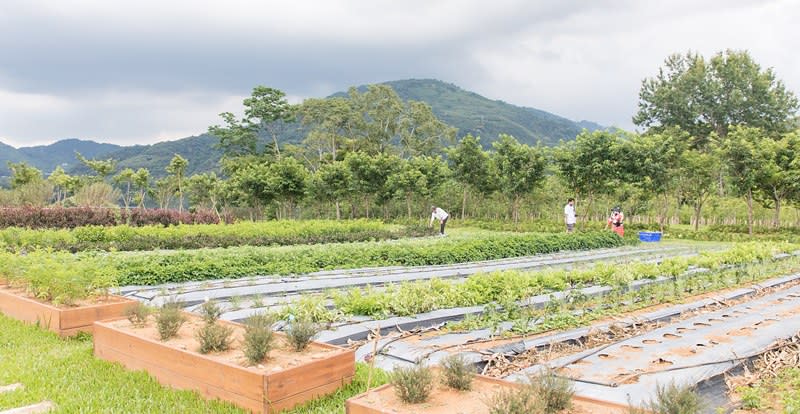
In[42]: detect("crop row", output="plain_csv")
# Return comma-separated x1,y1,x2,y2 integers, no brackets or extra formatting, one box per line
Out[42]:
0,219,417,252
0,231,627,305
327,242,798,318
0,207,223,229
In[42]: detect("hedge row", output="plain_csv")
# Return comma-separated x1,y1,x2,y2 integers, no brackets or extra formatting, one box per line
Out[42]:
0,207,224,229
0,220,424,252
461,219,664,235
115,231,630,286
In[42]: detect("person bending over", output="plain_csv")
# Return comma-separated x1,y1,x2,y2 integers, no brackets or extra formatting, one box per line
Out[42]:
429,205,449,236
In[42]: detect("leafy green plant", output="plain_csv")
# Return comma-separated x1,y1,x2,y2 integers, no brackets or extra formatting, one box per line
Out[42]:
285,317,320,352
229,295,242,311
243,312,275,365
736,386,763,409
440,354,476,391
528,371,574,413
643,382,703,414
125,302,150,328
487,384,539,414
391,364,434,404
196,322,234,354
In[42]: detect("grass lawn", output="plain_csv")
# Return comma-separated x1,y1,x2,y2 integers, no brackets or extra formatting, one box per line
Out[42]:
0,315,388,413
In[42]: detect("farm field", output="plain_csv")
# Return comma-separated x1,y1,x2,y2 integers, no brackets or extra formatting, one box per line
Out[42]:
2,220,800,413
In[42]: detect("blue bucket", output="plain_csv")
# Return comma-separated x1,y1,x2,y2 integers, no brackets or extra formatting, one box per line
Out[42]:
638,231,662,242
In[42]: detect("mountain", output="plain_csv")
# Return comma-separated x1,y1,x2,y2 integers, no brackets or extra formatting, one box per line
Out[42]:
0,139,121,176
335,79,604,147
1,79,605,180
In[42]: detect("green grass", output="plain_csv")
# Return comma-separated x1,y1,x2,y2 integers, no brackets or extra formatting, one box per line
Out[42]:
735,367,800,412
0,314,387,413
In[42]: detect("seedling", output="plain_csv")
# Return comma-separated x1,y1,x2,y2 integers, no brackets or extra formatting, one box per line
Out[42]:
642,382,703,414
125,302,150,328
528,370,574,413
391,364,434,404
199,300,223,324
196,321,233,354
156,302,185,341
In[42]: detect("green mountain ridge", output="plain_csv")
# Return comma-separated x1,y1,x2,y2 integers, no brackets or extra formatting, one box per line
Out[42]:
1,79,605,178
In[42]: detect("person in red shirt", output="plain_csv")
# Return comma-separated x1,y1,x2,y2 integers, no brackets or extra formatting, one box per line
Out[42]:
606,206,625,237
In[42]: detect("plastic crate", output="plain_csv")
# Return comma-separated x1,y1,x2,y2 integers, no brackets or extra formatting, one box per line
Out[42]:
638,231,662,242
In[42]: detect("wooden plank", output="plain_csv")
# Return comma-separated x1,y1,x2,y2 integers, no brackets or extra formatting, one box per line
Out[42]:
59,296,135,330
266,376,354,414
265,348,355,401
0,289,61,332
93,321,264,402
95,346,264,413
0,401,55,414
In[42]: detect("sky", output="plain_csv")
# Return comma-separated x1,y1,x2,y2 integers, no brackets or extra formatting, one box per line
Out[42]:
0,0,798,148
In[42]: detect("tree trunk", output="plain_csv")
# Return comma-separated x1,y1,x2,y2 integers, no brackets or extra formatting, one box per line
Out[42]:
660,192,669,233
365,197,371,218
693,202,703,231
512,195,520,224
774,197,781,229
746,189,754,236
461,188,467,220
406,193,412,219
335,200,341,220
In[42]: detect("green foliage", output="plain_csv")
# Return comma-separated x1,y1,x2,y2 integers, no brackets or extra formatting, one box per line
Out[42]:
440,354,476,391
196,321,234,354
199,300,223,324
528,371,574,413
285,317,320,352
736,386,763,409
156,302,185,341
242,312,276,365
487,384,539,414
391,364,434,404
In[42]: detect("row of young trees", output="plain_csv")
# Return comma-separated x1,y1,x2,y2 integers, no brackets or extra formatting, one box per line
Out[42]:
2,49,797,232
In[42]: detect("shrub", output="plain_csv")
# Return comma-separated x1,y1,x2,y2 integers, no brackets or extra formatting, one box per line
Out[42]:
440,354,476,391
199,300,223,324
196,322,234,354
528,371,574,413
242,312,275,365
487,386,539,414
391,364,434,404
643,382,703,414
0,207,220,229
125,302,150,328
156,303,185,341
285,317,320,352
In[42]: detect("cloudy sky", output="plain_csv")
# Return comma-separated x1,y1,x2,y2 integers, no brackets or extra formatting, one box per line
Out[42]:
1,0,797,148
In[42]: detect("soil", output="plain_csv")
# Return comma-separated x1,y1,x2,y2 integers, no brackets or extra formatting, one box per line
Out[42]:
0,284,128,309
350,372,626,414
107,313,336,372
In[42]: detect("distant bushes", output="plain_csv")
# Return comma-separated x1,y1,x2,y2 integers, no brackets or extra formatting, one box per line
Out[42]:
0,207,223,229
0,220,426,252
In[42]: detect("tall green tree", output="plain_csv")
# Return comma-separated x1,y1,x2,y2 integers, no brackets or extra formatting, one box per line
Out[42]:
114,168,137,209
386,158,426,219
448,135,496,219
243,86,297,158
554,130,622,219
209,112,258,158
676,149,720,230
7,162,43,189
132,168,150,208
312,161,352,220
492,135,548,223
47,166,72,205
187,172,222,217
166,154,189,212
268,157,308,219
399,101,457,157
753,132,800,227
635,50,798,148
717,126,766,235
348,85,404,154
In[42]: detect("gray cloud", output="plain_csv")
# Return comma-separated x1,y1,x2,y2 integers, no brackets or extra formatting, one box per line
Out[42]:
0,0,797,147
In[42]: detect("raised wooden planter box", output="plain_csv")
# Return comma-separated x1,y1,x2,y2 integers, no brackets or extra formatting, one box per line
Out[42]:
0,285,135,337
94,316,355,413
346,372,634,414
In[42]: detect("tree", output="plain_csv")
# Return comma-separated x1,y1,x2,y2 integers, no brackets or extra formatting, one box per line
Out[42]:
623,129,687,232
132,168,150,208
554,130,623,220
312,161,352,220
386,158,427,219
399,101,457,157
114,168,137,209
448,134,496,219
187,172,222,217
209,112,259,158
48,166,72,205
717,126,766,235
349,85,404,154
268,157,308,218
75,152,116,181
7,162,43,189
676,150,720,230
492,135,548,223
152,178,176,210
243,86,297,158
753,132,800,227
166,154,189,212
298,97,355,164
635,50,798,148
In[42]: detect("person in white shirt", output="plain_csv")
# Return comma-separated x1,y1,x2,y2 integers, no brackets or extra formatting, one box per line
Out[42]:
429,205,449,235
564,198,577,233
